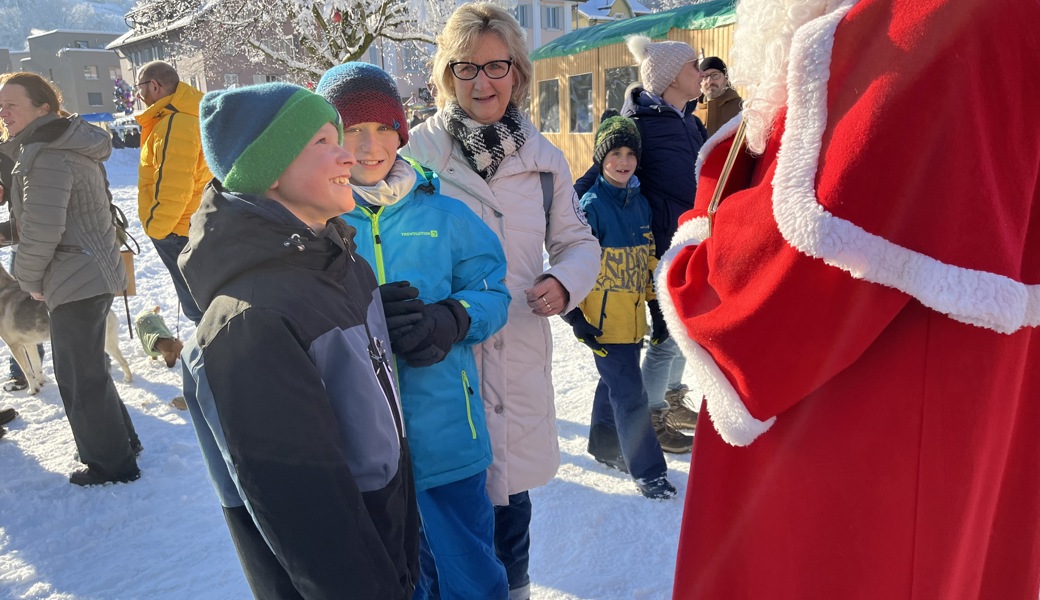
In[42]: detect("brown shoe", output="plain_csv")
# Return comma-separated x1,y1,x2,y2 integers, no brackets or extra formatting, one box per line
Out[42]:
664,387,699,431
154,337,184,368
652,409,693,454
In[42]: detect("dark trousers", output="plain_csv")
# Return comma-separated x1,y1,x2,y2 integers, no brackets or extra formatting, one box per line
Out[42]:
50,293,138,478
415,471,508,600
151,234,202,325
494,491,532,594
590,343,667,481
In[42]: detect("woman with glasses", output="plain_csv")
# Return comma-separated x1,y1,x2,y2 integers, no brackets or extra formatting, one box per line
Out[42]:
402,4,599,599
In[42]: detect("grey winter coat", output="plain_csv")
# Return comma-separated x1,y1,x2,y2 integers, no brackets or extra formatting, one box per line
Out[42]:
404,112,600,505
0,113,127,309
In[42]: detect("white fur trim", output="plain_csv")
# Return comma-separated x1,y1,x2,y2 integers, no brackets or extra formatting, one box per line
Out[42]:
656,216,775,446
774,0,1040,334
694,112,742,181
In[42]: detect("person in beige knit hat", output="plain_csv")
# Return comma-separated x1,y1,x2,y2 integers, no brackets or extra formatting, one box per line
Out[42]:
611,34,708,454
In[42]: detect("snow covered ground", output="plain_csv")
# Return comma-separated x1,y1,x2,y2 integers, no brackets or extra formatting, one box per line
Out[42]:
0,148,692,600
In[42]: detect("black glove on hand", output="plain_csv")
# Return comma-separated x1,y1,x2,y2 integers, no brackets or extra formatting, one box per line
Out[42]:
379,281,425,336
647,299,669,345
394,298,471,367
561,309,607,357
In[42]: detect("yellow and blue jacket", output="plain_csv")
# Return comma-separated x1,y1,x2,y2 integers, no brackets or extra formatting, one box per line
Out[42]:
136,82,211,239
577,175,657,345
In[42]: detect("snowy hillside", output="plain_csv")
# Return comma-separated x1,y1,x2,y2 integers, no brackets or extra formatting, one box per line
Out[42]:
0,148,693,600
0,0,135,51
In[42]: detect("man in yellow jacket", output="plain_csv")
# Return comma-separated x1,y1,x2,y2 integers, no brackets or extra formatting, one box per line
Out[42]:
135,61,210,325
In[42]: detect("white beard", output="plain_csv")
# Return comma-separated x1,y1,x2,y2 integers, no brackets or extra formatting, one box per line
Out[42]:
729,0,841,153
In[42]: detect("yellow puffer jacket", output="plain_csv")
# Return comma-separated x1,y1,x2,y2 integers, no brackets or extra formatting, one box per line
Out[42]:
136,82,211,239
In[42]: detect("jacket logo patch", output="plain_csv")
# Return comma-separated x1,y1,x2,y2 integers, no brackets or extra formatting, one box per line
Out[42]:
571,190,589,227
400,230,438,238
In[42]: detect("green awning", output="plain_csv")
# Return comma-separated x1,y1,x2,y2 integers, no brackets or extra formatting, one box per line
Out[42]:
530,0,736,61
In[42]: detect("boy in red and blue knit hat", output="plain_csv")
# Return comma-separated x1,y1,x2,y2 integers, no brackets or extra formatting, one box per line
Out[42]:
317,62,511,600
178,81,419,600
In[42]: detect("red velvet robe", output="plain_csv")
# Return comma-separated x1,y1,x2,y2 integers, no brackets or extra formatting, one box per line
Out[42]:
659,0,1040,597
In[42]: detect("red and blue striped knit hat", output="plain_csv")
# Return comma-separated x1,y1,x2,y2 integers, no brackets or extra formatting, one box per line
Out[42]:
316,62,409,148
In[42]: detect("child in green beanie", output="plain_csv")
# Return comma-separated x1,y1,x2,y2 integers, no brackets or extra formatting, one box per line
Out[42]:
562,115,676,500
177,82,419,599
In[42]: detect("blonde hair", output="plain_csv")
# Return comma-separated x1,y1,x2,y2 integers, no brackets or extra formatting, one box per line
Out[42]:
431,2,531,110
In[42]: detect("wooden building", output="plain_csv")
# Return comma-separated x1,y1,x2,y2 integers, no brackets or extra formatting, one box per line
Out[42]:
529,0,735,179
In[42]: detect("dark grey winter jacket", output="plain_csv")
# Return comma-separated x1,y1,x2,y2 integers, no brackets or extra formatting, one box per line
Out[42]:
178,182,419,600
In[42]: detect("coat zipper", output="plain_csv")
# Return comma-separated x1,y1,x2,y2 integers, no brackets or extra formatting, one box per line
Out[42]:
461,370,477,439
361,206,387,284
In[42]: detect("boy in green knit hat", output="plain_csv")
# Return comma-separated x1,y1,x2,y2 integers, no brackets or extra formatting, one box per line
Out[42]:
178,82,419,599
561,115,676,499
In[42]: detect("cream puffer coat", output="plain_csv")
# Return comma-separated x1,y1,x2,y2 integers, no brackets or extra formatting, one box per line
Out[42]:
403,112,600,505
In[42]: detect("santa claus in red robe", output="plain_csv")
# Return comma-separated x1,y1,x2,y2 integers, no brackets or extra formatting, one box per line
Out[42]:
658,0,1040,597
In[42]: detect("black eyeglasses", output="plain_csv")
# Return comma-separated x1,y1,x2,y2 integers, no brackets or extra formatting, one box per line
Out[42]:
449,60,513,81
133,80,153,90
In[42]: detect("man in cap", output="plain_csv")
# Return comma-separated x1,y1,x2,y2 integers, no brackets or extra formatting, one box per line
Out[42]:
697,56,741,136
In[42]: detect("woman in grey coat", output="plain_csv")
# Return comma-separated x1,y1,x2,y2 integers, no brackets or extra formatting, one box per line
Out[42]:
0,72,139,485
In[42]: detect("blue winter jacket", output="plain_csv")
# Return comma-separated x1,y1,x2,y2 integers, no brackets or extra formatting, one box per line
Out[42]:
621,85,708,258
343,162,510,492
577,175,656,344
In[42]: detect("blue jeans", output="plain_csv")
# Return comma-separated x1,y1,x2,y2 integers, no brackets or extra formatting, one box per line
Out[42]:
641,336,686,412
414,471,507,600
494,491,532,595
591,344,667,481
151,234,202,325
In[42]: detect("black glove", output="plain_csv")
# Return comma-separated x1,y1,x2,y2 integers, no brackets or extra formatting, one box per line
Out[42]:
379,281,425,335
561,309,607,357
647,299,669,345
393,298,471,367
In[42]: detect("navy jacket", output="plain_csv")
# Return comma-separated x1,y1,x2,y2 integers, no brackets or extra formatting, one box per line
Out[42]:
621,86,708,257
179,182,419,600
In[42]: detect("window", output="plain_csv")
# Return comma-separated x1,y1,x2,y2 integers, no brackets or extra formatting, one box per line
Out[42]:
109,67,121,81
537,80,560,133
515,3,531,28
83,65,99,80
543,5,561,30
265,74,281,82
75,40,89,49
87,92,103,106
605,66,639,113
143,47,153,62
400,44,421,74
569,73,593,133
223,73,239,89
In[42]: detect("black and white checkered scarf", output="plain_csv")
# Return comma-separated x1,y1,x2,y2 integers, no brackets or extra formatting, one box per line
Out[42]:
444,101,529,181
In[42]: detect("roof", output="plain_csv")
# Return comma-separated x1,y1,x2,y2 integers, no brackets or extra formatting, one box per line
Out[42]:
530,0,735,61
27,29,124,39
576,0,652,21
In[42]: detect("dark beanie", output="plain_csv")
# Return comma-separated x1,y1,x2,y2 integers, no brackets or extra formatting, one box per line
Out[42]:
593,116,641,169
316,62,409,148
699,56,728,75
200,83,341,195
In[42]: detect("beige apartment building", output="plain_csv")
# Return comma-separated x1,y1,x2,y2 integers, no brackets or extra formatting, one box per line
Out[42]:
11,30,124,116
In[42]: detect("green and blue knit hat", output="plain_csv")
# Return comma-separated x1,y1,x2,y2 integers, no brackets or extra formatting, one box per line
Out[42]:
593,115,641,169
200,82,342,195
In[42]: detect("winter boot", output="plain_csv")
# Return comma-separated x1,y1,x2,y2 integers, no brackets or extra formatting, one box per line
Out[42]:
664,385,699,431
636,474,677,499
652,408,693,454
